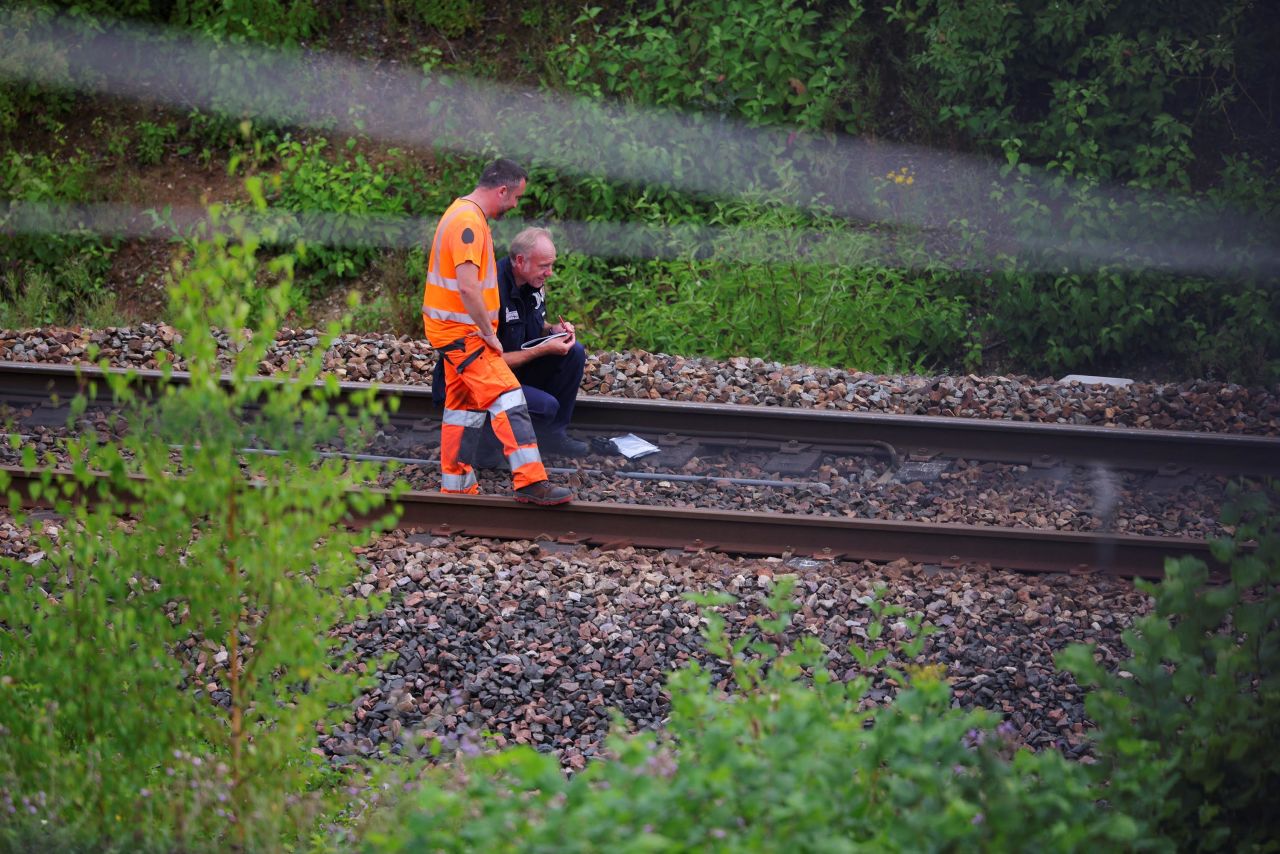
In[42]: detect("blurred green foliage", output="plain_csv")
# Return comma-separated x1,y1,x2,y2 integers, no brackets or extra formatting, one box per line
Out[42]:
0,189,402,851
1060,483,1280,851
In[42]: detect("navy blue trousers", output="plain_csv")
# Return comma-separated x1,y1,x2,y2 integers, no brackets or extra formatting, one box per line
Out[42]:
514,342,586,440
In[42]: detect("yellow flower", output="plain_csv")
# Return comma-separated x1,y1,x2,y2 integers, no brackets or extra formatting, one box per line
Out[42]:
894,175,904,184
906,663,948,685
885,172,894,179
906,176,914,185
900,166,909,173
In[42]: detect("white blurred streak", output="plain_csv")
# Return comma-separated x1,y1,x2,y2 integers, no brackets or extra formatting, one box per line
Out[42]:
1088,464,1121,574
0,200,929,267
1,8,1277,274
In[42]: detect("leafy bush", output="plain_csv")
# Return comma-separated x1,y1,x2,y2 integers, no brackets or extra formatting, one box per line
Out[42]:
968,151,1280,381
0,5,75,138
269,138,418,289
372,578,1141,852
525,1,871,227
1059,484,1280,852
0,186,402,851
387,0,482,39
886,0,1258,188
169,0,328,45
548,0,871,134
134,120,179,166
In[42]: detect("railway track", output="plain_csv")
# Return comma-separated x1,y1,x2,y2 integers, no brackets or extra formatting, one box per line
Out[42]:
4,360,1275,579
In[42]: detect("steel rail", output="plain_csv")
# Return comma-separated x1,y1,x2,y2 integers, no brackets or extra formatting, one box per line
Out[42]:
3,465,1225,580
2,360,1276,476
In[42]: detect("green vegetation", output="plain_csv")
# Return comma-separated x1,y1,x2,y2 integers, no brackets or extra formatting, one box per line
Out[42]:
385,0,482,39
1,146,118,325
134,120,178,166
551,250,978,372
2,3,1277,848
547,0,873,133
3,0,1276,379
0,187,402,851
528,0,1280,380
269,138,420,288
362,492,1280,852
1059,482,1280,852
889,0,1253,188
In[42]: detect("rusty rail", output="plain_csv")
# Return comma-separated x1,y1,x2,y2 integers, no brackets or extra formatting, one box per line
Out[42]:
3,466,1226,580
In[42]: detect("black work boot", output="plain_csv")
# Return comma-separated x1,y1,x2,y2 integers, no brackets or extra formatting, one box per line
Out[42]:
513,480,574,506
541,433,590,458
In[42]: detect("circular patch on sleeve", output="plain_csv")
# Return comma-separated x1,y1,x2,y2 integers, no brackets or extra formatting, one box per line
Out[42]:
460,227,475,244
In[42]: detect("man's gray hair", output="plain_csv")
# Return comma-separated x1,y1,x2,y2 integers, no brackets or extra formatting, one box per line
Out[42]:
509,227,554,259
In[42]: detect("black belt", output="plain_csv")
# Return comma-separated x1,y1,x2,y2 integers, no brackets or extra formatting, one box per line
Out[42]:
436,336,483,374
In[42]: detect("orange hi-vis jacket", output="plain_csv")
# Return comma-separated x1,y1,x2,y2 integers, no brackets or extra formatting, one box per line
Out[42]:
422,197,499,348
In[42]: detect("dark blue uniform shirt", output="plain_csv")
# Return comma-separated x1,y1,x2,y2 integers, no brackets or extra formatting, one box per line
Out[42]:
494,256,549,351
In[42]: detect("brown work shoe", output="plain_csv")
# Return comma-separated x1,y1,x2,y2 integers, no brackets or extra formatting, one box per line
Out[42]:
513,480,574,506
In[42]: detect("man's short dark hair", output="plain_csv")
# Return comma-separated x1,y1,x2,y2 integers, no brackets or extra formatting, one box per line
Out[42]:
477,158,528,189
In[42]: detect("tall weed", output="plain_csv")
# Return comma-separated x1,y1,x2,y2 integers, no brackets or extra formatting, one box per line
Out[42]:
0,263,125,330
0,185,402,851
1,148,116,320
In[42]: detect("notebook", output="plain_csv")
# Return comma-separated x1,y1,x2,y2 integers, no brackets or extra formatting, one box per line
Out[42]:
520,332,570,350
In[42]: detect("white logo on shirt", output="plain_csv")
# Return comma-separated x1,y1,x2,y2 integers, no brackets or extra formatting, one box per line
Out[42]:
505,308,520,322
534,291,545,310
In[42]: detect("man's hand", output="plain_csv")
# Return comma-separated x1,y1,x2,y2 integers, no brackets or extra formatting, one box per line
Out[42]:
551,314,576,337
540,332,575,355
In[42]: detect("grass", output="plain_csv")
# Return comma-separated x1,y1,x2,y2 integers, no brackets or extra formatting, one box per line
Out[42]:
0,264,126,329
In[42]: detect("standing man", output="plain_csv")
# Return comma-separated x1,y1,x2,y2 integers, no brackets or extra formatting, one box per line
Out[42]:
432,227,588,463
422,158,573,505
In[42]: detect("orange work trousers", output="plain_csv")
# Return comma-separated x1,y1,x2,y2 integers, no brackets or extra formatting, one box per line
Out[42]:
436,334,547,493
